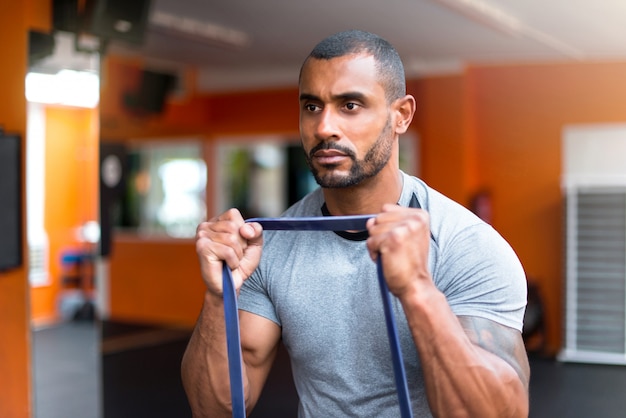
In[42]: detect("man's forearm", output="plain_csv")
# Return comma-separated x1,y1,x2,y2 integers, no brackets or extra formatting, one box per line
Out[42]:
181,291,237,417
400,285,529,418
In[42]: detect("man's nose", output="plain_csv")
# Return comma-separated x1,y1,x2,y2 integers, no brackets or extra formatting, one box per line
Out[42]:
315,108,341,139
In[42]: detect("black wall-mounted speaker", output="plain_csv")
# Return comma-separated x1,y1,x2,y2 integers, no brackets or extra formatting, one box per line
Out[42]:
52,0,80,32
124,70,178,114
0,131,23,272
53,0,152,45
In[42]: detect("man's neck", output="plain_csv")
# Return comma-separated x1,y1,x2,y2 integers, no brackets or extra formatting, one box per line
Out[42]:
321,168,403,216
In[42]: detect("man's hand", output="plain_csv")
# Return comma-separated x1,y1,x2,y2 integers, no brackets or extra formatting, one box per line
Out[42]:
195,208,264,296
365,204,432,298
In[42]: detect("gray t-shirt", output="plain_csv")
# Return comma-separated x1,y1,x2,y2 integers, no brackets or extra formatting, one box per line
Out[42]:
239,172,527,417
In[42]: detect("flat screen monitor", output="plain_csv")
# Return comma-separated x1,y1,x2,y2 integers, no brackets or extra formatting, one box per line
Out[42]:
0,132,22,271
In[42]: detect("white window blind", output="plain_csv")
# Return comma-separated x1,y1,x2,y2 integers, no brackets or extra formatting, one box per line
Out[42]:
560,124,626,364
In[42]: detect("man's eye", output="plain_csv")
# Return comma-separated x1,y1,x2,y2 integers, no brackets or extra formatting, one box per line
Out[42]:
305,104,320,112
345,102,359,110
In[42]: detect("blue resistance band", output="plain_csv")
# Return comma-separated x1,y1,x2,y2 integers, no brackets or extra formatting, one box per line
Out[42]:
222,216,414,418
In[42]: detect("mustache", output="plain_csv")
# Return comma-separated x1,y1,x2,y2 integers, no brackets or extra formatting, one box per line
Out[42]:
308,142,356,159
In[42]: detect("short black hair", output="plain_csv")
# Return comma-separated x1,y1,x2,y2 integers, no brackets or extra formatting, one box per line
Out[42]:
300,30,406,102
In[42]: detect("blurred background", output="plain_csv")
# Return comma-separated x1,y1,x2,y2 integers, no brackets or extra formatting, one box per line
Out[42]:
2,0,626,417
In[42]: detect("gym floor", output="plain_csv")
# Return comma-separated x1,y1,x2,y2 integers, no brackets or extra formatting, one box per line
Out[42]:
33,320,626,418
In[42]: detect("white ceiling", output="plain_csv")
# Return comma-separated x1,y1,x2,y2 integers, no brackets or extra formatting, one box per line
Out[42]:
40,0,626,92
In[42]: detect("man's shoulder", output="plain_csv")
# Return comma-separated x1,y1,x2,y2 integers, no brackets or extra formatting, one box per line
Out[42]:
400,172,488,238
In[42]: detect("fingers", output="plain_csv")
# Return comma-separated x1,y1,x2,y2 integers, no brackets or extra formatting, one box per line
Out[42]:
197,209,246,267
240,221,263,241
366,204,429,257
195,209,264,295
366,205,431,296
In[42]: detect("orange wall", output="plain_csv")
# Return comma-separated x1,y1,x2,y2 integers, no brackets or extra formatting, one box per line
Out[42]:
410,75,476,204
30,106,99,324
108,237,205,326
467,62,626,354
206,89,300,137
0,0,49,416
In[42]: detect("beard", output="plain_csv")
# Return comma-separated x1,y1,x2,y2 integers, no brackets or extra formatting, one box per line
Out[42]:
305,117,394,188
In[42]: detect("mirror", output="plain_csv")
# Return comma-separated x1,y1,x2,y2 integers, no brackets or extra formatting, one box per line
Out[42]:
28,31,102,418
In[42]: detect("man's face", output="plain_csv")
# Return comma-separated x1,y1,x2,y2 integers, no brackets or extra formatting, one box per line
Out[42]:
298,54,396,188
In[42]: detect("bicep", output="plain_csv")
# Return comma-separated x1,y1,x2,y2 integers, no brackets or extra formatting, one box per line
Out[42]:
458,315,530,391
239,310,282,405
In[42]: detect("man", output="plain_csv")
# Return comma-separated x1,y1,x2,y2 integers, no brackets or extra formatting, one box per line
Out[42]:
182,30,530,417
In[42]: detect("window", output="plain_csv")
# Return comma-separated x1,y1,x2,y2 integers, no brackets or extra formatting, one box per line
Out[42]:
115,141,206,238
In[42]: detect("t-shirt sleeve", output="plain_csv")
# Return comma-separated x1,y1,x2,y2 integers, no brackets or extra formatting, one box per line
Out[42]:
238,267,281,326
435,223,527,332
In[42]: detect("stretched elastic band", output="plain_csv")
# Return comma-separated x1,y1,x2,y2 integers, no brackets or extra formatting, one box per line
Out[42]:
376,256,413,418
222,216,413,418
246,215,372,231
222,264,246,418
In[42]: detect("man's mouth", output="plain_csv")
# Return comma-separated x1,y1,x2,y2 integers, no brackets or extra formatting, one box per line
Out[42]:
313,149,349,165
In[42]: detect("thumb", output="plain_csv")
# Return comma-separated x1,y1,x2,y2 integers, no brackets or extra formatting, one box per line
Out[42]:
238,222,264,279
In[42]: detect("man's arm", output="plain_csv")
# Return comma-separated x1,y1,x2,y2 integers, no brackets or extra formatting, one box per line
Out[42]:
458,316,530,394
366,204,530,417
181,210,280,417
400,284,529,418
181,293,281,417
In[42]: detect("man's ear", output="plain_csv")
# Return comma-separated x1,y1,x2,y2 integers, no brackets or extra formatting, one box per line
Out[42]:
393,94,416,134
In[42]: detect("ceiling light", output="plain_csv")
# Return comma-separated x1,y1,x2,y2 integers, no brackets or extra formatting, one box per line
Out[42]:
431,0,523,36
149,11,250,49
